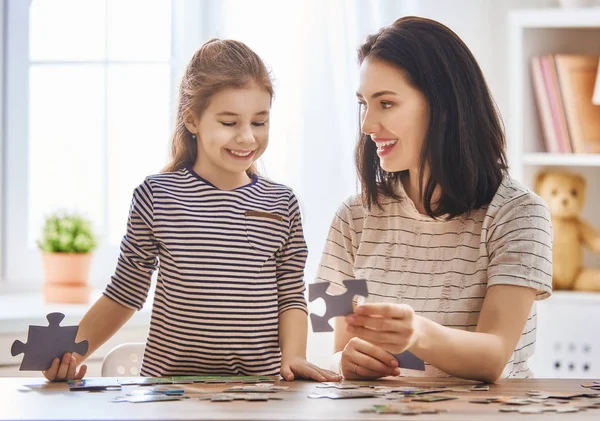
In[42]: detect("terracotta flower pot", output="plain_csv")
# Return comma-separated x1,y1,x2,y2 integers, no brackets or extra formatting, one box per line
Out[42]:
42,252,92,304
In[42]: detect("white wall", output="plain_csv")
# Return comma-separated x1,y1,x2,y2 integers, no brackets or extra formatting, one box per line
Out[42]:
409,0,557,129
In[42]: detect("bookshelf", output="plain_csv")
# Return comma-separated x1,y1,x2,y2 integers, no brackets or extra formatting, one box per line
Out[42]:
522,152,600,166
507,8,600,379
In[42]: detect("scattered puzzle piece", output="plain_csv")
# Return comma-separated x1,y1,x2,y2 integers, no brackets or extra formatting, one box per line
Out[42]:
113,395,185,404
360,404,448,415
308,390,378,399
316,382,360,389
68,379,121,392
309,279,368,332
11,312,88,371
197,393,284,402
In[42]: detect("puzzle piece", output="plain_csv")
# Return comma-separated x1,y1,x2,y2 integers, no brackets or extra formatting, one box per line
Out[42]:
360,404,448,415
11,312,89,371
393,351,425,371
309,279,369,332
308,390,378,399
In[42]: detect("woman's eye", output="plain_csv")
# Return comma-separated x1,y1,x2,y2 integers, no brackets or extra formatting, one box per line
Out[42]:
252,121,267,127
220,122,236,127
381,101,392,109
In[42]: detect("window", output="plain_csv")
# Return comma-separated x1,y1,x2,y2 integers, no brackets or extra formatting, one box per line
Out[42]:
4,0,174,287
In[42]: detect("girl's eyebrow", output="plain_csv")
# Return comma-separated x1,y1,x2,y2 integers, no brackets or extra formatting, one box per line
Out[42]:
216,110,270,117
356,90,398,99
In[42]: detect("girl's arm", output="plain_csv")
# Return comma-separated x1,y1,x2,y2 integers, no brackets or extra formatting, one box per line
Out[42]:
275,193,340,381
278,308,341,382
278,309,308,365
45,180,159,381
44,295,135,381
75,295,136,364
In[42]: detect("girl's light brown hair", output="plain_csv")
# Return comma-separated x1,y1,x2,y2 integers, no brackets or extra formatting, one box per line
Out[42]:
163,38,273,174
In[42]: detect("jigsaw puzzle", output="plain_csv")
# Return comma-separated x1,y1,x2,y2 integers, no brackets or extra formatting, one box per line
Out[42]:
308,279,369,332
393,351,426,371
11,312,89,371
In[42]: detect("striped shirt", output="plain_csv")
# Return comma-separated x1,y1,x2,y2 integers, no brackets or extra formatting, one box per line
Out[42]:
317,176,552,378
104,168,308,377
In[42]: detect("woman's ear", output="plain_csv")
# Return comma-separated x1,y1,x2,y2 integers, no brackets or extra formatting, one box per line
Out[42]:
183,110,200,134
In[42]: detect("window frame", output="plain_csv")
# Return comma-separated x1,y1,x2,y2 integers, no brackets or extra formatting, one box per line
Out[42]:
1,0,213,292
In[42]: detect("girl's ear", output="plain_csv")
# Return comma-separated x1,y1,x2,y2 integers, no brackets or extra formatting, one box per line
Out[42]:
183,110,200,134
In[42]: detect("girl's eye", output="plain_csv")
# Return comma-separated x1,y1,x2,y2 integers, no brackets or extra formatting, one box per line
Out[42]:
220,122,236,127
252,121,267,127
381,101,392,109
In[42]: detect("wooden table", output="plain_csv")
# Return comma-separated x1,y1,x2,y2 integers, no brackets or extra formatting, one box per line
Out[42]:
1,377,598,420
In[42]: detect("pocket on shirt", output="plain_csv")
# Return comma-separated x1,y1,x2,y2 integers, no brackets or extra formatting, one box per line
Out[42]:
244,211,288,257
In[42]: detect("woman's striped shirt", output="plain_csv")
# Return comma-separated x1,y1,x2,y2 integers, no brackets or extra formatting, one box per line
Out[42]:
317,176,552,378
103,168,308,377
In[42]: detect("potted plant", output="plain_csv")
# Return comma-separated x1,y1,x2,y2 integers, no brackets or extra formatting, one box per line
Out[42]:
37,212,98,304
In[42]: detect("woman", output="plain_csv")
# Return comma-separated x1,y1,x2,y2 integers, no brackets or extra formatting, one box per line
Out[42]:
317,16,552,383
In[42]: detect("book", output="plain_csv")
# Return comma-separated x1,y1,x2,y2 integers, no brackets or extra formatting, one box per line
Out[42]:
531,56,560,153
542,55,572,153
554,55,600,154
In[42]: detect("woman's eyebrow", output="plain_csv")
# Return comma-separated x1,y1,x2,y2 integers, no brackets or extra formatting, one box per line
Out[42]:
356,90,398,99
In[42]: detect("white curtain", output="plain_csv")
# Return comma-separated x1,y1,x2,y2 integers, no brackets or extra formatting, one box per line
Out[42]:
174,0,408,283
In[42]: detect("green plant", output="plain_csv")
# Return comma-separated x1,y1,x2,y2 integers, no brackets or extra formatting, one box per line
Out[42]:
37,212,98,253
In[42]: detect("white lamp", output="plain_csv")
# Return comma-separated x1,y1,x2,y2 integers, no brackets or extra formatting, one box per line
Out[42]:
594,58,600,105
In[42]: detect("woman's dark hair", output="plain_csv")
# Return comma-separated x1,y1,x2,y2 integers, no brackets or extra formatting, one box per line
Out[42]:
356,16,508,218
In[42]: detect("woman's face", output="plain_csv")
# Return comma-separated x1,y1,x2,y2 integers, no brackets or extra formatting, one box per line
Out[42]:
357,58,429,174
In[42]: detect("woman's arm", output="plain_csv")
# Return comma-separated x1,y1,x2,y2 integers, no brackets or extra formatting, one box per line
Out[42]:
346,284,535,383
412,284,536,382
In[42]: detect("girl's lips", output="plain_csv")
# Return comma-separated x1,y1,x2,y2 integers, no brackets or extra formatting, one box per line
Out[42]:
226,149,256,160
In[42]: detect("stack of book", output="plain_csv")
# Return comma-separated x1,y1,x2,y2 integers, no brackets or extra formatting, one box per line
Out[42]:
531,55,600,154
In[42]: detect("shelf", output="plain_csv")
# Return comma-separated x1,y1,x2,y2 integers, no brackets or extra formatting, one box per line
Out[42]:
523,153,600,167
509,7,600,28
542,290,600,305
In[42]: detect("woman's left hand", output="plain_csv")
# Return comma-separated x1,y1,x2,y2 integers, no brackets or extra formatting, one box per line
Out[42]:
345,303,420,355
280,356,342,382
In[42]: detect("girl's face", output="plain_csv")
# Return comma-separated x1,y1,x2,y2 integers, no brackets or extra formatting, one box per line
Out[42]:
357,58,429,174
188,84,271,178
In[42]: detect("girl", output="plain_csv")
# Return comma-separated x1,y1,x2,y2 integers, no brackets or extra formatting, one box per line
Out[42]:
318,17,552,383
44,39,340,383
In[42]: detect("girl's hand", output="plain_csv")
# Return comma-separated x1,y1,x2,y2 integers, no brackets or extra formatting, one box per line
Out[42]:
43,352,87,382
346,303,419,355
340,337,401,379
280,356,342,382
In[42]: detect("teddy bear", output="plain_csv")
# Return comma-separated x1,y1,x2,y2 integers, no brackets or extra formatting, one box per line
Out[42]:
535,170,600,292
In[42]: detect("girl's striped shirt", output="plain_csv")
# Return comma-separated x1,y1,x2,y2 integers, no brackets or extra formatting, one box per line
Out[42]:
104,168,308,377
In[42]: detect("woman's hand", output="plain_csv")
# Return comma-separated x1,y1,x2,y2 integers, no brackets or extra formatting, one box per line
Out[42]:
340,337,401,379
346,303,419,355
43,352,87,382
280,356,342,382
